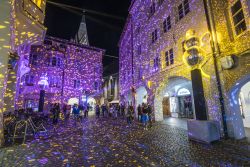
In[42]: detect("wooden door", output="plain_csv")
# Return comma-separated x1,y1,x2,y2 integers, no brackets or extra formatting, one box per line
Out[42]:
162,97,171,116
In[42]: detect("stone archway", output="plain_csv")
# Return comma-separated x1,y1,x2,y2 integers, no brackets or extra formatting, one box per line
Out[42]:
154,76,193,121
227,73,250,139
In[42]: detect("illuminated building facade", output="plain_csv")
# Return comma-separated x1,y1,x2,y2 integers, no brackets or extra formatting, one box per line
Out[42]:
119,0,250,139
16,36,104,112
0,0,46,145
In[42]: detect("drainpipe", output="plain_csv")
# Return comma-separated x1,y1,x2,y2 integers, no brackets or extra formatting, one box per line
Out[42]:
203,0,228,138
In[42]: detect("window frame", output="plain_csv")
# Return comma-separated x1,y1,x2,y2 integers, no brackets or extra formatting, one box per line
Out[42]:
165,48,174,67
73,80,81,89
178,0,190,21
230,0,247,37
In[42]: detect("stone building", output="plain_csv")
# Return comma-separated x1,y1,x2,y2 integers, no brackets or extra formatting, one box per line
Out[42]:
119,0,250,139
0,0,47,145
16,36,104,112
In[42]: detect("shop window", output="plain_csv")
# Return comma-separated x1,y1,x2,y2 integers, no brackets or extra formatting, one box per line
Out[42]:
24,74,34,86
231,0,247,36
29,54,38,66
151,29,158,44
165,48,174,67
163,16,171,33
74,80,81,89
178,0,190,21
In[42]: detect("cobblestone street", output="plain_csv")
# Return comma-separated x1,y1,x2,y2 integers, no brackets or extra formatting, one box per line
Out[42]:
1,117,250,167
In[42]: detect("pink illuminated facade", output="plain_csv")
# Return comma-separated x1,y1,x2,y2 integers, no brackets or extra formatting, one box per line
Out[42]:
16,36,104,111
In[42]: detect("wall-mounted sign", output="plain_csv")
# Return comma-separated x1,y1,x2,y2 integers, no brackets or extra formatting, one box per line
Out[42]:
177,88,191,96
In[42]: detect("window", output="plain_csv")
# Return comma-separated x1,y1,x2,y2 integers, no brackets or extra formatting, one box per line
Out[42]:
29,54,38,66
24,74,34,86
153,57,160,70
151,29,158,43
170,49,174,65
138,67,143,80
178,0,190,20
49,57,62,67
149,2,156,17
163,16,171,32
94,81,99,90
74,80,81,89
231,0,247,35
49,76,61,88
137,45,142,55
165,48,174,67
136,26,141,35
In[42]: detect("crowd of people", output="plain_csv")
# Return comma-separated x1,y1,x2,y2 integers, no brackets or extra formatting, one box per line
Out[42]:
49,102,153,131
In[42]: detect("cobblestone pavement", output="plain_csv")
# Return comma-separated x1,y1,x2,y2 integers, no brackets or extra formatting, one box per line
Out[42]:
1,117,250,167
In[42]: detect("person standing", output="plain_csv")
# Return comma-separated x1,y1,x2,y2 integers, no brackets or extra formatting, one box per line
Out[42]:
62,104,69,126
148,104,153,128
101,104,105,117
73,104,80,125
141,104,149,130
53,103,60,132
137,104,142,122
96,104,100,118
121,104,125,118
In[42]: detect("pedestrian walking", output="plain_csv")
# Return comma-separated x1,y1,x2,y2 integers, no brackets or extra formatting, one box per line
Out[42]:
96,104,100,118
126,104,133,126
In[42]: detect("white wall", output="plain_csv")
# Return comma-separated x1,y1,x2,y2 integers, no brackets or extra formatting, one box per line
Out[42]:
240,81,250,128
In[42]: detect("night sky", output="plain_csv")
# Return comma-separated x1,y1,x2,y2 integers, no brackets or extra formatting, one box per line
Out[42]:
44,0,130,76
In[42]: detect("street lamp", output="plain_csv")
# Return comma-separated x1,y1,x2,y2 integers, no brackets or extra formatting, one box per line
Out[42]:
38,73,48,112
183,29,207,120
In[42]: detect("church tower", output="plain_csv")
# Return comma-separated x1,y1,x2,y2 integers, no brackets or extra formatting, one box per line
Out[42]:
75,15,89,45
